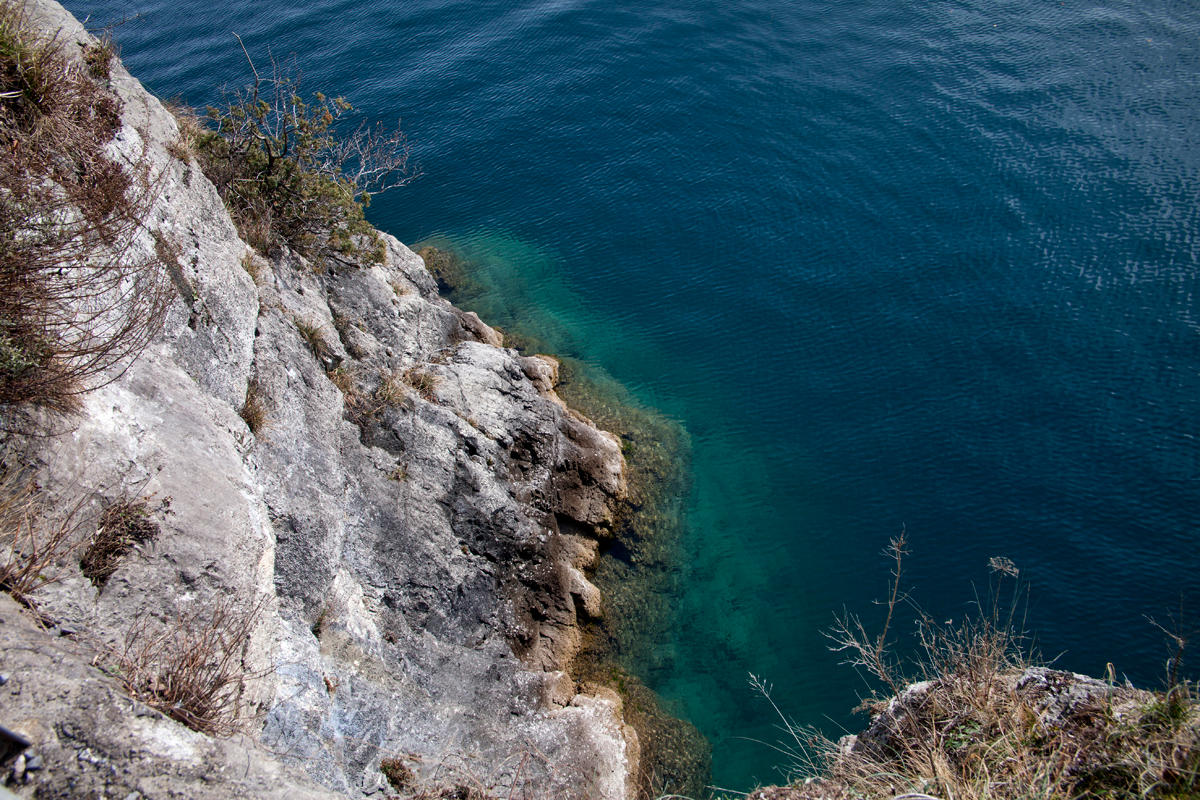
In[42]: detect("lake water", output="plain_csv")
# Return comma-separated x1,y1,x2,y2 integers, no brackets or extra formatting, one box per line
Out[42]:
67,0,1200,790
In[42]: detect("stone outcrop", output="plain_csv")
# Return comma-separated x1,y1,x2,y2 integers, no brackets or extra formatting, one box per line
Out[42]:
745,666,1169,800
0,2,640,797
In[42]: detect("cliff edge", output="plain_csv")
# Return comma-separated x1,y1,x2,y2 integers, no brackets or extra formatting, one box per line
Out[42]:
0,2,642,797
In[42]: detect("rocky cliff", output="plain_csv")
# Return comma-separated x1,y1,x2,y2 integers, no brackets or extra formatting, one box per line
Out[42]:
0,2,644,797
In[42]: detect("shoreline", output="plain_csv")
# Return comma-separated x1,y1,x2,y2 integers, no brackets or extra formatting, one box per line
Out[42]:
417,244,712,796
0,5,674,797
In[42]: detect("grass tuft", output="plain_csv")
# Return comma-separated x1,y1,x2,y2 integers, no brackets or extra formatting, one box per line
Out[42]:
238,378,267,434
80,494,168,588
81,35,115,80
111,596,264,736
294,319,332,362
404,366,439,402
374,369,407,407
750,536,1200,800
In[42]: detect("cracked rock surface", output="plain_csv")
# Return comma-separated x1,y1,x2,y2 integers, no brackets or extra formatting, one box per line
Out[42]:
0,2,638,797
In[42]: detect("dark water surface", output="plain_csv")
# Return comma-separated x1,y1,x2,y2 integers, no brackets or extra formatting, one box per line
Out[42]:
69,0,1200,789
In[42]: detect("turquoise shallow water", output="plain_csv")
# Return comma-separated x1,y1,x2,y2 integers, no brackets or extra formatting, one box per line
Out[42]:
70,0,1200,790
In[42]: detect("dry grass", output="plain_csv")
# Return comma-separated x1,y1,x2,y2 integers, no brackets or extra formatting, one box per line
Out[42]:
164,99,204,160
404,366,439,402
164,134,191,163
81,35,115,80
0,465,82,607
79,494,168,588
0,0,171,414
239,378,267,434
112,596,264,736
381,756,417,793
240,251,263,283
753,536,1200,800
328,365,390,427
779,672,1200,800
295,319,333,362
326,364,356,397
331,309,368,359
375,370,408,407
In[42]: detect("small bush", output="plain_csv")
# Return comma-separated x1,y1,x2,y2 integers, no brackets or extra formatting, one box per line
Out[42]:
80,494,169,588
113,597,263,736
188,49,417,265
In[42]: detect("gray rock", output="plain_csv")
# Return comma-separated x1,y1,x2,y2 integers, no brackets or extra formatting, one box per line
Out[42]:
0,2,640,798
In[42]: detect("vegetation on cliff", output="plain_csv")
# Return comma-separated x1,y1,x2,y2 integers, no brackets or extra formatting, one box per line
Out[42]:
750,536,1200,800
0,0,169,414
174,48,417,266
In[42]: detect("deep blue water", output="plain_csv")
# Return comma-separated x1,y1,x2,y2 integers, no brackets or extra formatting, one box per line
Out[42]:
69,0,1200,791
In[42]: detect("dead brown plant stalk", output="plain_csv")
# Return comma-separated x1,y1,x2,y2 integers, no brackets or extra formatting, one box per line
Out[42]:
0,463,84,608
825,529,910,696
79,493,169,588
113,596,265,736
0,0,171,415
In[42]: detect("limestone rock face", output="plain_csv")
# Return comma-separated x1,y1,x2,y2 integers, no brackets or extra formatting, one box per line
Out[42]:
0,2,637,798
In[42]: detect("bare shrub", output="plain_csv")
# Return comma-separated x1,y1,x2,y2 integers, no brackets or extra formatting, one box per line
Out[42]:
187,43,418,265
113,597,264,736
0,463,84,607
0,0,171,414
79,494,169,588
825,530,911,697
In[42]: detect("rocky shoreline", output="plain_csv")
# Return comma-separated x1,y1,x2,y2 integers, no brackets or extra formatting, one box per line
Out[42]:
0,2,684,797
